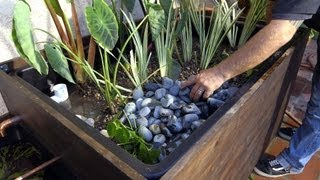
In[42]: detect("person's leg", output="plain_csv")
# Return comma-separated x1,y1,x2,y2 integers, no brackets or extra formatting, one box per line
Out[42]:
277,36,320,173
254,37,320,178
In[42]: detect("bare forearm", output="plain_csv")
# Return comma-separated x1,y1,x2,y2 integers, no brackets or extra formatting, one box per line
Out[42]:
216,20,298,80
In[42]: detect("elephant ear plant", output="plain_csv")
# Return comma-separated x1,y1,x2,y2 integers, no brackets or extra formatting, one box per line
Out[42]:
11,0,96,84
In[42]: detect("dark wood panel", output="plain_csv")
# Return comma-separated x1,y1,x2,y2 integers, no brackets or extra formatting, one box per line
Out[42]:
161,49,299,180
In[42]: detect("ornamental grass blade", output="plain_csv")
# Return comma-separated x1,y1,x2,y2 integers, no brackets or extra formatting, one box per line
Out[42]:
12,0,48,75
148,3,165,40
85,0,119,50
44,44,75,83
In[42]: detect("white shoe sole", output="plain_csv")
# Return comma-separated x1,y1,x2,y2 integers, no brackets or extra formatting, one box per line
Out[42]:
253,167,292,178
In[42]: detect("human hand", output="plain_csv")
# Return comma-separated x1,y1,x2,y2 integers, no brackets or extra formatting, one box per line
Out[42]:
181,67,226,102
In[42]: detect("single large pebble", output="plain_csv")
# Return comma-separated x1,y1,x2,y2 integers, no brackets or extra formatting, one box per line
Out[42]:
155,88,167,100
207,98,225,108
100,129,109,138
159,107,174,117
179,87,190,96
181,133,190,140
136,98,144,110
182,114,199,129
162,77,174,89
145,91,155,98
169,83,180,96
144,82,160,91
182,103,201,115
161,94,175,108
160,123,173,137
119,115,127,124
139,107,151,117
153,134,166,144
154,106,162,118
124,102,136,114
149,124,161,134
167,116,183,133
174,110,181,117
191,120,202,130
169,101,181,110
148,117,157,126
141,98,161,109
128,114,137,129
133,87,144,100
179,95,191,103
85,118,95,127
225,87,239,98
137,116,149,127
138,126,153,142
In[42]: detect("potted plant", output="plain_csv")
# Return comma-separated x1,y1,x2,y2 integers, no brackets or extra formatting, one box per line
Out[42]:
0,0,310,178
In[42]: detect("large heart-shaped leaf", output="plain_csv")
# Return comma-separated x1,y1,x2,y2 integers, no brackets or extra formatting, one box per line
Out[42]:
44,44,75,83
122,0,135,12
12,0,48,75
147,3,165,40
85,0,118,50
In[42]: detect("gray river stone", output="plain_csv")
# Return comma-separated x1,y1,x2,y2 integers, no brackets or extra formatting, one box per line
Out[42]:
162,77,174,89
153,134,166,144
137,116,149,127
124,102,136,114
161,94,175,107
159,107,174,117
144,82,160,91
207,98,225,109
174,110,181,117
191,120,202,130
155,88,167,100
167,116,183,133
182,103,201,115
133,87,144,100
169,83,180,96
153,106,162,118
128,114,137,129
139,106,151,117
182,114,199,129
145,91,155,98
181,133,190,140
148,117,157,126
179,95,191,103
179,87,190,96
135,98,144,110
160,123,173,137
149,124,161,134
138,126,153,142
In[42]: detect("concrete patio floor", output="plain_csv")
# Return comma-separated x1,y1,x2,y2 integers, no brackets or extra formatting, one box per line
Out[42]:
251,38,319,180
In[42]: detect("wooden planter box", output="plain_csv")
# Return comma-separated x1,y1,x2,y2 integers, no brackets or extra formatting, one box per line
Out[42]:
0,28,309,179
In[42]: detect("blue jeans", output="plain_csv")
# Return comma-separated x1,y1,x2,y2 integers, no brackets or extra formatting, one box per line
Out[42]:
277,37,320,173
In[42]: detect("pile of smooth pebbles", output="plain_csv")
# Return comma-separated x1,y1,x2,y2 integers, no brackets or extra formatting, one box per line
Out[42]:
118,77,239,161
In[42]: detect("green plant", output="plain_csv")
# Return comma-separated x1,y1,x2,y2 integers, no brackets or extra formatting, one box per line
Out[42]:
237,0,267,48
223,1,244,49
147,1,182,79
107,119,160,164
0,143,42,179
121,12,151,86
190,0,242,69
179,0,193,63
12,0,96,84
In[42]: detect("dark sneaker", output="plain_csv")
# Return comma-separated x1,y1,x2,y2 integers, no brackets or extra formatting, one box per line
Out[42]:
254,157,294,178
278,127,297,141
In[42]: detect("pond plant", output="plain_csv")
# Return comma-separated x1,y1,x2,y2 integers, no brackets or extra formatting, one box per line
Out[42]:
11,0,267,164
